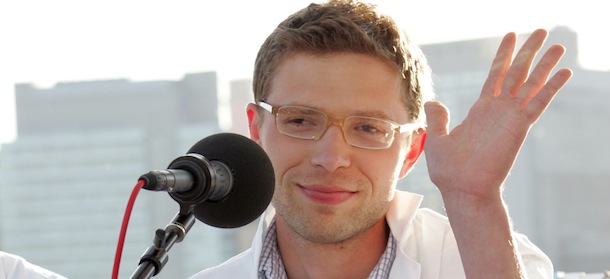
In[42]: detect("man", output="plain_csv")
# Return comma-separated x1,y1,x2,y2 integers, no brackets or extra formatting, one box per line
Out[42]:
191,0,572,278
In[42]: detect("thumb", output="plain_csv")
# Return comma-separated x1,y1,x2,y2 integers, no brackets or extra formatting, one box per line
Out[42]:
424,101,450,137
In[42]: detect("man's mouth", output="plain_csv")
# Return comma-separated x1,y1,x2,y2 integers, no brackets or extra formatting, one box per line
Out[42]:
298,184,356,205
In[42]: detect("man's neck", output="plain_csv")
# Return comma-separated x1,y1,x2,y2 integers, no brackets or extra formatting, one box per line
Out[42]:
275,215,389,279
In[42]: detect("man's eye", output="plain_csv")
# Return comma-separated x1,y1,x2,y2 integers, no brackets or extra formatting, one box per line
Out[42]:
287,118,307,125
284,117,317,127
356,124,383,134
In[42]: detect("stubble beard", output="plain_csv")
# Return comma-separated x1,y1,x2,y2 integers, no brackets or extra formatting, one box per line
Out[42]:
273,188,391,245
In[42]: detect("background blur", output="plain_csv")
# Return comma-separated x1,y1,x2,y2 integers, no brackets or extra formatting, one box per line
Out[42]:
0,0,608,278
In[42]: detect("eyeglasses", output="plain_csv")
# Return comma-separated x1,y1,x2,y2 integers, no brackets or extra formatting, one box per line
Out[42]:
257,101,419,150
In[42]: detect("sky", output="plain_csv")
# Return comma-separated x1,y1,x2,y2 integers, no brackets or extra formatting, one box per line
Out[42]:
0,0,608,145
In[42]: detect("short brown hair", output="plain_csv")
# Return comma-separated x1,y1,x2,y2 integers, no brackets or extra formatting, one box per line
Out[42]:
253,0,434,123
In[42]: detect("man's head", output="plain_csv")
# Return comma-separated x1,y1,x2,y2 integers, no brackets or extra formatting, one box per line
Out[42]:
253,0,433,123
247,0,430,244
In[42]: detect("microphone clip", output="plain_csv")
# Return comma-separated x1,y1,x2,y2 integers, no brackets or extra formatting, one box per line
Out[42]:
139,153,233,209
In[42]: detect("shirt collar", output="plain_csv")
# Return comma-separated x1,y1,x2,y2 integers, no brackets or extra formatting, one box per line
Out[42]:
257,219,287,279
257,217,398,279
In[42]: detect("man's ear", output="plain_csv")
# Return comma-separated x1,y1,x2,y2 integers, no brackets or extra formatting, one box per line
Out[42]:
246,103,262,145
399,129,426,178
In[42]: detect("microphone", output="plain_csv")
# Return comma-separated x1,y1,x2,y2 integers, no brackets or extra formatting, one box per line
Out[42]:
139,133,275,228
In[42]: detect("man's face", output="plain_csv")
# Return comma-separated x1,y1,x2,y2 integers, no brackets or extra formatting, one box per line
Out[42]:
249,52,423,244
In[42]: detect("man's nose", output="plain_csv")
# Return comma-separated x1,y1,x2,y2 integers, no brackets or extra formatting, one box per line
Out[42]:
309,125,352,171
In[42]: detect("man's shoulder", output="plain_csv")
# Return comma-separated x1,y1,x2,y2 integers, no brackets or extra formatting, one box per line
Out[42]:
0,251,68,279
413,208,451,227
387,191,455,246
401,207,456,246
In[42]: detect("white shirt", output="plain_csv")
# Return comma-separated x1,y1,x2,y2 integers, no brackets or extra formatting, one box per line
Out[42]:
190,190,553,279
0,251,67,279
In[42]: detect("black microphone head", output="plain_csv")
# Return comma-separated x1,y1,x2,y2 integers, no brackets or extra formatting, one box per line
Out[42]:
189,133,275,228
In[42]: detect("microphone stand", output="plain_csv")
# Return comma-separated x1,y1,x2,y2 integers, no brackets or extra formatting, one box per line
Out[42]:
130,211,196,279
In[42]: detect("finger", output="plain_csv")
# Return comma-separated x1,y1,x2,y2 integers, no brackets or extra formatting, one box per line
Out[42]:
523,68,572,121
424,101,450,138
517,44,566,108
501,29,548,97
481,32,516,97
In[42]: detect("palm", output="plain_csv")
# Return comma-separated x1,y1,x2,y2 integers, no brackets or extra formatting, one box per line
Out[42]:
424,29,572,199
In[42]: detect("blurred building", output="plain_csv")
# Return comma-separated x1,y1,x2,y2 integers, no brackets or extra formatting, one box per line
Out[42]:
405,26,610,273
0,72,248,278
0,26,608,278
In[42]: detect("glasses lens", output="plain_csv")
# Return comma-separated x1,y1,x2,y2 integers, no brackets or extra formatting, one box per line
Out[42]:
276,106,327,140
270,104,400,150
344,117,395,149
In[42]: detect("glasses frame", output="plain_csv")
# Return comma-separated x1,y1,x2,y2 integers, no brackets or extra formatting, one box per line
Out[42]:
257,100,420,150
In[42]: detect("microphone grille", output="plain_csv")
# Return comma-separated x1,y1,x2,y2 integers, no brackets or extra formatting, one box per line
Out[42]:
189,133,275,228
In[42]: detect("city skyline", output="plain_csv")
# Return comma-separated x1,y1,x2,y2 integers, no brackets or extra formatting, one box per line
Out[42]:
1,0,610,145
1,27,608,276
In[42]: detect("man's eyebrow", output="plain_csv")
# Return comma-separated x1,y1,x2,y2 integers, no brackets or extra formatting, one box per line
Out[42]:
286,103,400,121
351,109,394,120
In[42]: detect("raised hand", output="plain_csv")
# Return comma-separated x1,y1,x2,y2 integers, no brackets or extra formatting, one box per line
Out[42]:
424,29,573,201
422,28,573,278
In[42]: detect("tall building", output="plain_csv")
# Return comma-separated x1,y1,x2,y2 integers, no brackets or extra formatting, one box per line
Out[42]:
0,72,249,278
413,26,610,272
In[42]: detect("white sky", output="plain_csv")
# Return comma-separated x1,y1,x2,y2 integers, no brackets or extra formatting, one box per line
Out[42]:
1,0,608,145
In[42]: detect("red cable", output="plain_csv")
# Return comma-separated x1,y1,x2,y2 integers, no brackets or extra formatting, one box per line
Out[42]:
112,179,145,279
